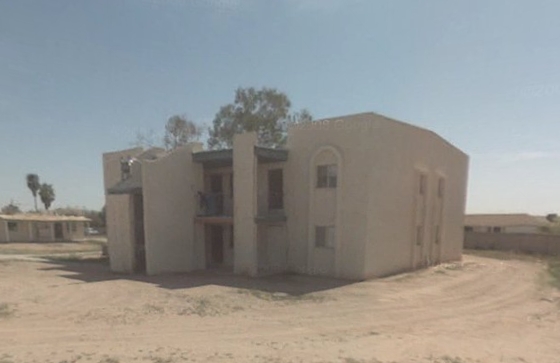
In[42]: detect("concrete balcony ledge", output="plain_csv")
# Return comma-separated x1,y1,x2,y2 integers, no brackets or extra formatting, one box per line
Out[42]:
255,213,287,224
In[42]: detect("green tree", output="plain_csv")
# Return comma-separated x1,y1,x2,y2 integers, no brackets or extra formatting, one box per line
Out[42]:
132,128,158,149
1,201,21,215
38,184,55,210
26,174,40,211
208,87,312,149
163,115,201,150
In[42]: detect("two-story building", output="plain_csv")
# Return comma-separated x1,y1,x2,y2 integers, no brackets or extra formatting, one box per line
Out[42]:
103,112,469,279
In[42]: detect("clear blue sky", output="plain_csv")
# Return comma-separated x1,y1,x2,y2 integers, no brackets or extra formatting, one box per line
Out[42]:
1,0,560,214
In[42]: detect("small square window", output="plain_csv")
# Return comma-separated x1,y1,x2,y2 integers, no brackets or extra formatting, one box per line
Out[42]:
492,227,502,233
317,165,338,188
315,226,335,248
7,222,17,232
465,226,473,232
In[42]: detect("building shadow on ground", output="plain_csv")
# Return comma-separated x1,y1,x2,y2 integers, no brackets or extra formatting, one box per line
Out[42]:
38,256,355,296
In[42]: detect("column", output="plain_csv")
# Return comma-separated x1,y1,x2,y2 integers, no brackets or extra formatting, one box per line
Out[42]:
233,132,259,276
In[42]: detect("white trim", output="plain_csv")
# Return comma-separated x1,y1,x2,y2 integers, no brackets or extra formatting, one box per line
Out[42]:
307,145,343,277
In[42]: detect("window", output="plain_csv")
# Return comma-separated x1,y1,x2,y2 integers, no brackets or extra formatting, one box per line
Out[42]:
415,226,423,246
7,222,17,232
317,164,338,188
437,177,445,198
268,169,284,210
120,157,133,180
315,226,335,248
419,174,427,195
492,226,502,233
465,226,474,232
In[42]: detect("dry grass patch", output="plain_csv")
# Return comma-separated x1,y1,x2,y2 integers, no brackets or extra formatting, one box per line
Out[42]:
0,303,14,318
236,288,328,303
0,241,103,255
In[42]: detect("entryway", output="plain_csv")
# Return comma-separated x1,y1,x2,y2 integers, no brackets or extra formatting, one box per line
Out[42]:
132,194,146,273
54,223,64,240
206,225,226,268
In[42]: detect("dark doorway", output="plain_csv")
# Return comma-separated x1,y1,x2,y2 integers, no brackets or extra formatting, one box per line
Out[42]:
54,223,64,240
209,225,224,266
268,169,284,210
132,194,146,273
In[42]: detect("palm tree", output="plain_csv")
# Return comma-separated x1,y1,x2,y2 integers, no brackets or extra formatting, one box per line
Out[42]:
26,174,40,211
38,183,55,210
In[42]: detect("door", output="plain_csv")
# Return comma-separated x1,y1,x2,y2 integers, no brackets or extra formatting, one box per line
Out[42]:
210,225,224,266
268,169,284,210
54,223,64,240
209,175,224,215
133,194,146,273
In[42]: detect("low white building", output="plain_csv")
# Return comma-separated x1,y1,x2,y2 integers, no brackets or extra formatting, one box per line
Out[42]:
464,214,550,234
0,214,91,242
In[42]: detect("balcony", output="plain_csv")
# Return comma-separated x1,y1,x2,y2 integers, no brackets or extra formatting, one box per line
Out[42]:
195,192,233,224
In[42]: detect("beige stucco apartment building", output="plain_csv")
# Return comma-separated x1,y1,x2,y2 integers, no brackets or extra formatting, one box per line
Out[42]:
0,214,91,242
103,112,469,279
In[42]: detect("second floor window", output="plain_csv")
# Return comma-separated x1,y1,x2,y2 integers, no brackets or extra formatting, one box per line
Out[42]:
317,164,338,188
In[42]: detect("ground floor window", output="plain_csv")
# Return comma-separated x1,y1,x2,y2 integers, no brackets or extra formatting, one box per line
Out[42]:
7,222,18,232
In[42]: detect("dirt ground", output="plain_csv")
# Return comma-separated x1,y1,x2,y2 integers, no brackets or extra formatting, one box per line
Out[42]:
0,253,559,363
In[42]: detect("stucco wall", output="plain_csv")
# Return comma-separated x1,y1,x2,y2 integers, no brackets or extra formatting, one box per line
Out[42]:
285,118,370,279
285,113,468,280
3,221,32,242
233,133,259,276
142,143,203,275
362,114,468,277
103,147,143,273
504,226,541,234
469,225,541,234
62,221,88,241
464,232,560,255
35,222,53,241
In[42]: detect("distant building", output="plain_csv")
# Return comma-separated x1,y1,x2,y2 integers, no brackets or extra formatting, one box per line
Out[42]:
464,214,550,234
0,214,91,242
103,112,469,279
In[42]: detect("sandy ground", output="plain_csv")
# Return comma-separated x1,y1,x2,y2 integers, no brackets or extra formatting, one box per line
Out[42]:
0,254,559,363
0,240,105,255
